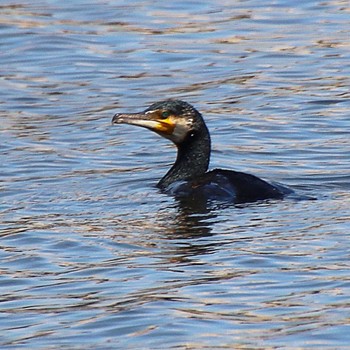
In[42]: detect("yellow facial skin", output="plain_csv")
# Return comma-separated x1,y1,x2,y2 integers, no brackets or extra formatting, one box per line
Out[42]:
144,110,176,135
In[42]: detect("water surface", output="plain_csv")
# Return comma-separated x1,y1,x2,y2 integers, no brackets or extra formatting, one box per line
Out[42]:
1,1,350,348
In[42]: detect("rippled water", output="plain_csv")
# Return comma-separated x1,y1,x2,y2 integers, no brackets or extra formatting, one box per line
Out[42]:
1,1,350,348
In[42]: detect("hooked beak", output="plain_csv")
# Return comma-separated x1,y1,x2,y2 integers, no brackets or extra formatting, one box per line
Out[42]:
112,110,175,135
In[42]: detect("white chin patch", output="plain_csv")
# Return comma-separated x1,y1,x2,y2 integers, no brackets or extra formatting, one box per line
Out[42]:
167,118,192,144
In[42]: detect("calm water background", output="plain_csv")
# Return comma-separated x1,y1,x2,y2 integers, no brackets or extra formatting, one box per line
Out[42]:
1,0,350,348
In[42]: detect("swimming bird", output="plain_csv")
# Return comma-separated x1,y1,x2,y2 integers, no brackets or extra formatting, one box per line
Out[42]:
112,100,290,203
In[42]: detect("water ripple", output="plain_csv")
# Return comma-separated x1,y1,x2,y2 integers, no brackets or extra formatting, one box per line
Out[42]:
1,0,350,348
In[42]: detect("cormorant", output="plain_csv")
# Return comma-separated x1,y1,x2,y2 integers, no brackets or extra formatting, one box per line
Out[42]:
112,100,291,203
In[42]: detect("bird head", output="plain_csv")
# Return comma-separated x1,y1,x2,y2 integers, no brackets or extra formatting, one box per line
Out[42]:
112,100,205,145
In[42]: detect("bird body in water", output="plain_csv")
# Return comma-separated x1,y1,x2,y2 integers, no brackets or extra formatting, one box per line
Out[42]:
112,100,291,204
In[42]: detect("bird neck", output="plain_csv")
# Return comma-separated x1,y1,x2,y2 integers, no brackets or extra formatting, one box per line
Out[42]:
157,125,211,189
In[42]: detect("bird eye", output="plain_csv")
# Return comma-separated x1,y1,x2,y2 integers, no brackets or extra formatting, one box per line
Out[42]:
161,111,170,119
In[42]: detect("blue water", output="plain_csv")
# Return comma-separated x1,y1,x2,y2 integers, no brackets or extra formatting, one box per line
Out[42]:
1,1,350,348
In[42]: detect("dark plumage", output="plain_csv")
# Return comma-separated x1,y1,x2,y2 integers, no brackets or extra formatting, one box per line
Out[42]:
112,100,291,203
